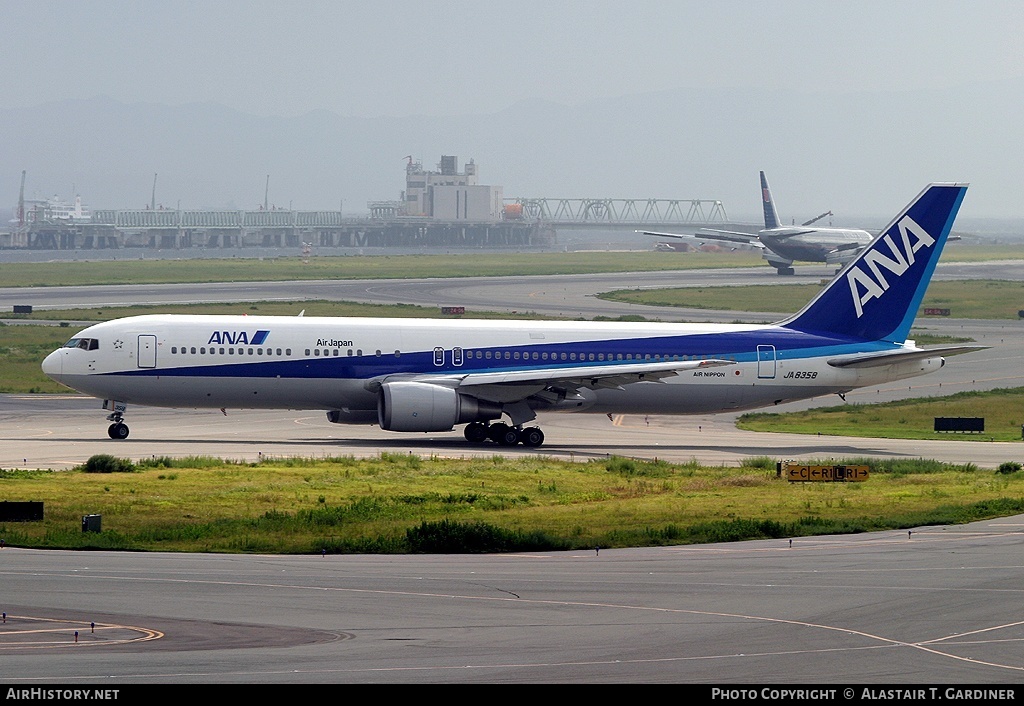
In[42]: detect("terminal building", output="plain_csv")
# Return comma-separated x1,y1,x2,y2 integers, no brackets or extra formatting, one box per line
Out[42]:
369,155,504,222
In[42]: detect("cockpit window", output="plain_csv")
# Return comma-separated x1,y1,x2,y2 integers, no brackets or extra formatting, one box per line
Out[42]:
63,338,98,351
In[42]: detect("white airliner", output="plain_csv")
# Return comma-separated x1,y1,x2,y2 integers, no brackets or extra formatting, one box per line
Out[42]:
43,183,981,448
643,171,875,275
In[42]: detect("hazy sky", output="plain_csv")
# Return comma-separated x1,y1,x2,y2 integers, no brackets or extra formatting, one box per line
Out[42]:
4,0,1023,118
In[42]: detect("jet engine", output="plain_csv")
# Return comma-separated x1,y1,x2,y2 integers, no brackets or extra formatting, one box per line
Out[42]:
377,381,502,432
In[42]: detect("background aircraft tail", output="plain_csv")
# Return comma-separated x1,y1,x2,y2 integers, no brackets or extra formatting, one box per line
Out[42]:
782,183,968,344
760,170,780,229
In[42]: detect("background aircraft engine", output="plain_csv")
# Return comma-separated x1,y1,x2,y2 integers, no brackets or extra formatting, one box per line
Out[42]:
378,381,502,432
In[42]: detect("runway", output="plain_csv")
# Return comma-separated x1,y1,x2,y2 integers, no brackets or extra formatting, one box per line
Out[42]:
1,258,1023,685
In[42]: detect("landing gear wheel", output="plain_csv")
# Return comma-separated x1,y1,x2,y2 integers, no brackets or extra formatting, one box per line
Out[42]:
107,422,129,440
496,427,521,446
520,427,545,448
777,267,795,276
488,422,511,443
464,422,489,443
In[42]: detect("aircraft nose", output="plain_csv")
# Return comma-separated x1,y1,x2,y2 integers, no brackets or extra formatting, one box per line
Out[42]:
41,349,63,382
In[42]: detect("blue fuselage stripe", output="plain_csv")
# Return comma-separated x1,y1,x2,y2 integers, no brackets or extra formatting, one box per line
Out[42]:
104,329,887,380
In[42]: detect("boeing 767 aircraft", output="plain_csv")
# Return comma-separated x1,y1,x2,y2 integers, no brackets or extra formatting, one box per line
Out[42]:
644,171,874,275
43,183,980,448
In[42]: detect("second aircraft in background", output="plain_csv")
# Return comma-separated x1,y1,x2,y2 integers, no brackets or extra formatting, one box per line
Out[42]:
643,171,874,275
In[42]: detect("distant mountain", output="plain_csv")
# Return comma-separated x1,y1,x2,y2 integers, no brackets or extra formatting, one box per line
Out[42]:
2,78,1023,220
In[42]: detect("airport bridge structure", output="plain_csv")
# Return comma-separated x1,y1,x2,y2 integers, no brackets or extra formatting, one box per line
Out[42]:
11,197,729,251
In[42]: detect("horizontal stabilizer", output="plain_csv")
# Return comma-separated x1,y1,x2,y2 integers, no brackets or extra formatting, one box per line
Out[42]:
827,345,987,369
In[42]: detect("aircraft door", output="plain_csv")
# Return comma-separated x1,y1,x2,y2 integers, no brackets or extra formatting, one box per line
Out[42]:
138,335,157,368
757,345,776,379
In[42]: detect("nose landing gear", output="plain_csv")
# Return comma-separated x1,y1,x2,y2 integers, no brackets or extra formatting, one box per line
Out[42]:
106,411,130,439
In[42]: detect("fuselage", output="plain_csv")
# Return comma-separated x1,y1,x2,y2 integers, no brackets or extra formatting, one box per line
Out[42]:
759,226,874,264
42,313,942,419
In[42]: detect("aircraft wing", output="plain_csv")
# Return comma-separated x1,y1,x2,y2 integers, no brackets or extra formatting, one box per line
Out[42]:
826,345,988,369
640,229,766,248
639,229,698,240
749,228,817,241
694,229,769,247
801,210,833,226
371,358,734,396
455,358,733,389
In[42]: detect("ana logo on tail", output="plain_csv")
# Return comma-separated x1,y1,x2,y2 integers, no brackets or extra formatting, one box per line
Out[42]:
846,215,935,318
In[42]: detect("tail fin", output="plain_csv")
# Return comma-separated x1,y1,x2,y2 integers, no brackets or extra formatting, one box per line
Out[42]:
760,170,780,229
782,183,968,343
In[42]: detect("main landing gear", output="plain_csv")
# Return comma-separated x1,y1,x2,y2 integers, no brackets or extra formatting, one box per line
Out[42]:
463,421,545,448
106,411,130,439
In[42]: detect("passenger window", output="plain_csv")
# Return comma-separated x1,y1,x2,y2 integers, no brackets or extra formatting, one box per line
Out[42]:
171,347,177,354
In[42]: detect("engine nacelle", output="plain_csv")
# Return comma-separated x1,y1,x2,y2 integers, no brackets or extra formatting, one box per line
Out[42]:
378,381,502,432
